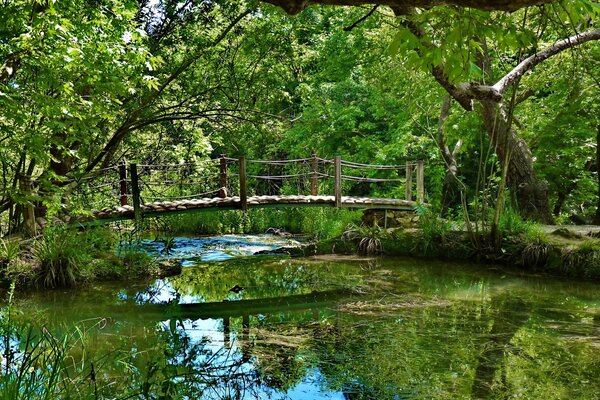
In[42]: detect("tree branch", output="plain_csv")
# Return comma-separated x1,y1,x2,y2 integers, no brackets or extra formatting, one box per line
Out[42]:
493,28,600,94
455,29,600,106
261,0,554,14
343,5,379,31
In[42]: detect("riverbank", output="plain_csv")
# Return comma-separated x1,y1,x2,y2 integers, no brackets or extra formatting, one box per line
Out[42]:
3,209,600,289
313,225,600,280
0,227,181,289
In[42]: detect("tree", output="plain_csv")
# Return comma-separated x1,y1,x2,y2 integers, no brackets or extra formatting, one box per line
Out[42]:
261,0,557,14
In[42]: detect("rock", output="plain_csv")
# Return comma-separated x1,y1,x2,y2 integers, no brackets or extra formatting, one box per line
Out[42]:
156,260,182,278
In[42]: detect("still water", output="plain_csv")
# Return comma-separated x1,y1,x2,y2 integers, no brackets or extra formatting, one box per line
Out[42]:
9,235,600,399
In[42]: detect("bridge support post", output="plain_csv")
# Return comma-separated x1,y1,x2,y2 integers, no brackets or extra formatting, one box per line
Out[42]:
239,156,248,211
416,160,425,204
334,156,342,208
311,153,318,196
129,163,142,225
219,155,227,198
119,161,128,206
405,162,413,201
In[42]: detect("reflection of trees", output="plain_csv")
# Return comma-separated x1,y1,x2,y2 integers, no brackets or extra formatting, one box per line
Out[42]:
168,258,365,303
9,256,600,399
470,295,530,399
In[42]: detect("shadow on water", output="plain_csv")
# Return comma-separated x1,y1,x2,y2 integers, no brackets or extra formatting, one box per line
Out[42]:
4,235,600,399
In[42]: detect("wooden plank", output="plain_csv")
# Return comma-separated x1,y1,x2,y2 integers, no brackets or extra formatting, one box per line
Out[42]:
405,161,413,201
416,160,425,203
119,161,128,206
311,153,318,196
334,156,342,208
239,156,248,211
129,163,142,224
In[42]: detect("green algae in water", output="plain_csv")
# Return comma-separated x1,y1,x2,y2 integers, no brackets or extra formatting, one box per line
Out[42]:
4,240,600,399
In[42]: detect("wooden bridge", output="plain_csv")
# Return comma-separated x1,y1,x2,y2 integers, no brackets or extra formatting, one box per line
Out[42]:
74,155,427,223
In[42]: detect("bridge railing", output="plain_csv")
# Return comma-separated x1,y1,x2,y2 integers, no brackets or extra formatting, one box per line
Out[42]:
73,155,425,217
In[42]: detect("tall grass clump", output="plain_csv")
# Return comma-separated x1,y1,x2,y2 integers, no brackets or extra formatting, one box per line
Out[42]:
32,228,87,287
498,207,540,238
342,224,387,255
0,239,20,268
30,226,122,288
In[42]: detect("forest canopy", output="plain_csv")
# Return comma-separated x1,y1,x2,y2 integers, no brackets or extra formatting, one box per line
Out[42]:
0,0,599,234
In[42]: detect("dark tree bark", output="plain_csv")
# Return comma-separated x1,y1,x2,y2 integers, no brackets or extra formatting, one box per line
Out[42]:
433,96,463,214
481,100,553,223
261,0,555,15
594,125,600,225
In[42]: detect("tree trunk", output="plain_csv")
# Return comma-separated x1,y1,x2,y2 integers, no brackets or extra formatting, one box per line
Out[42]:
481,100,553,223
434,96,463,215
594,125,600,225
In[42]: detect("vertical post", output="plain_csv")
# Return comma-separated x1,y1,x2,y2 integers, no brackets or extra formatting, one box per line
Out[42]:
405,162,413,201
119,161,128,206
20,175,36,237
416,160,425,203
223,317,230,348
239,156,248,211
219,154,227,198
311,153,318,196
334,156,342,208
129,163,142,224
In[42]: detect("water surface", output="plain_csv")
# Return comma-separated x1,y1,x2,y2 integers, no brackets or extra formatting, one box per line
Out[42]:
9,236,600,399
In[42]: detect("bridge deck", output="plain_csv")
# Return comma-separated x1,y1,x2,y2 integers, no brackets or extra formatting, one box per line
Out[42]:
91,195,417,221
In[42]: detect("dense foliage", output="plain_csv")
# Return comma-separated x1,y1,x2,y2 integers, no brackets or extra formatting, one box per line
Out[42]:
0,0,599,234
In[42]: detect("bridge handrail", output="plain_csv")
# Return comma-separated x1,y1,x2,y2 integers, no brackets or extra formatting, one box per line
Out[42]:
340,160,416,170
76,154,426,221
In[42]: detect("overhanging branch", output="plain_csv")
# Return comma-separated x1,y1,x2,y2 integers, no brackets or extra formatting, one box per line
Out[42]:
454,29,600,107
262,0,555,15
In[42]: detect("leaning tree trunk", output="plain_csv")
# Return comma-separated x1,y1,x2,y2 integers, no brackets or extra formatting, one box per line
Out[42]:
481,100,553,223
594,125,600,225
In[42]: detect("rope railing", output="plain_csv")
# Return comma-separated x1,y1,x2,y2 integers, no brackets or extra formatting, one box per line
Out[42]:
73,154,426,220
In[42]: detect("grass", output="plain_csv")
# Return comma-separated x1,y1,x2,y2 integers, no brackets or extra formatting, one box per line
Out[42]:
1,225,157,289
146,207,362,240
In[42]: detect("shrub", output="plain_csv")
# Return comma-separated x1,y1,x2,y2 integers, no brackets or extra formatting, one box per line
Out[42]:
416,207,453,255
342,224,387,255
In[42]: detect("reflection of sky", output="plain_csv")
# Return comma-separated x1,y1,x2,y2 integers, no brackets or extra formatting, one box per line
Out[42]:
122,235,301,266
160,317,347,400
118,235,347,398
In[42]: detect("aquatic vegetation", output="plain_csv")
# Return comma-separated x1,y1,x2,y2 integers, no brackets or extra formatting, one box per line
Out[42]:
3,252,600,399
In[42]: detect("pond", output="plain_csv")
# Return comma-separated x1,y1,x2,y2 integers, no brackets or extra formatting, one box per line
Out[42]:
6,235,600,399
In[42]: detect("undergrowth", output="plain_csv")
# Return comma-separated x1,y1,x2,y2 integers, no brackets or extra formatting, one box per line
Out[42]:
1,226,155,288
146,208,361,240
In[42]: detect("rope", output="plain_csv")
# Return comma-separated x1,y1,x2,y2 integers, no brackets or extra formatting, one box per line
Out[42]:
341,175,405,182
341,161,414,170
247,158,311,164
140,179,218,185
138,159,219,168
247,172,314,179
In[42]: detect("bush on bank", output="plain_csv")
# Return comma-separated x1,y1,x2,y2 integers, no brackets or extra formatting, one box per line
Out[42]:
0,226,156,288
